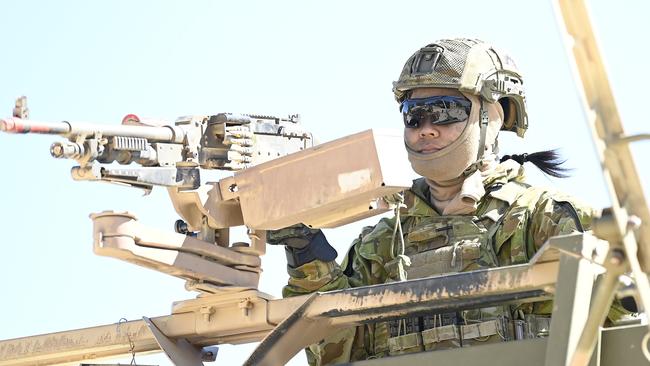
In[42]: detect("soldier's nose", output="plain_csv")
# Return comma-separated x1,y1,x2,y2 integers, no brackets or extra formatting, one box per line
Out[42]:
418,123,440,138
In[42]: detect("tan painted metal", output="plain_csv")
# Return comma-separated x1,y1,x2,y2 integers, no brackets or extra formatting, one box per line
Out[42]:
167,183,244,231
0,290,305,366
553,0,650,270
90,211,262,289
553,1,650,364
231,129,413,230
543,234,612,366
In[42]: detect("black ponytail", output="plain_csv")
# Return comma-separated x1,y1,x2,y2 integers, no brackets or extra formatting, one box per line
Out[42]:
500,149,571,178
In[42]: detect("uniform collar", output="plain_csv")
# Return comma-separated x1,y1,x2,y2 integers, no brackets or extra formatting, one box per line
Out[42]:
404,159,525,217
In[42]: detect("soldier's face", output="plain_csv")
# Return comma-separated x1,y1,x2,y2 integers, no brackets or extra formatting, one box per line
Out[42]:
403,88,469,154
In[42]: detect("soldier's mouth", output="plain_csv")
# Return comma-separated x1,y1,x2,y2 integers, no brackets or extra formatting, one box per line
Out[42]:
418,145,441,153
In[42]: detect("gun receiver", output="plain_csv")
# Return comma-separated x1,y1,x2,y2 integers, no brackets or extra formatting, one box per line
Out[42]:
0,112,312,190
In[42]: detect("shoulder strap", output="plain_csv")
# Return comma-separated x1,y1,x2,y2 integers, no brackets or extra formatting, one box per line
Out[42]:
488,180,530,205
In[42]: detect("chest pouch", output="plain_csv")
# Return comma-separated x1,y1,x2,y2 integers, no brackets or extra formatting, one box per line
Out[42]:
404,215,499,279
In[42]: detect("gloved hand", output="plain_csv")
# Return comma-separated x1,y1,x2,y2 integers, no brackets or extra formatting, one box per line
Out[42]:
267,223,320,248
267,223,337,267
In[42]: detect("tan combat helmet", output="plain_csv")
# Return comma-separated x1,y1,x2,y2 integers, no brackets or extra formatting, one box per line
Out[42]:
393,38,528,138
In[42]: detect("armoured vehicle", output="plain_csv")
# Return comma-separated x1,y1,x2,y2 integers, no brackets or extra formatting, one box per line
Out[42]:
1,0,649,365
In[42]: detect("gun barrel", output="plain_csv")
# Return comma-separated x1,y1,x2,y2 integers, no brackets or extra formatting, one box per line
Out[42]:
0,117,181,142
1,117,70,134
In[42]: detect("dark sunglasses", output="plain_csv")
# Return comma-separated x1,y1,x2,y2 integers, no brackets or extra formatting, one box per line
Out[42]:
400,96,472,128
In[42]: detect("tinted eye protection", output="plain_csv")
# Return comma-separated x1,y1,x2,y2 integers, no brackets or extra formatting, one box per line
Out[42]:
400,96,471,128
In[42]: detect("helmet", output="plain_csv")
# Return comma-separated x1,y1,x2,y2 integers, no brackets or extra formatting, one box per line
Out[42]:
393,38,528,137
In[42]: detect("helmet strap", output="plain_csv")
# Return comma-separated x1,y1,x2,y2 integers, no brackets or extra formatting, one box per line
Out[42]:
476,98,490,162
457,98,491,178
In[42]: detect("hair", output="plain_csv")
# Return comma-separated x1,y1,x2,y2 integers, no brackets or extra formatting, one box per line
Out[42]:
500,149,571,178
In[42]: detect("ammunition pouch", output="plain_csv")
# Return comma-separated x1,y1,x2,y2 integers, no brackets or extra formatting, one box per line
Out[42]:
386,312,514,355
387,313,460,354
422,324,460,347
386,313,550,355
460,319,502,340
459,317,511,348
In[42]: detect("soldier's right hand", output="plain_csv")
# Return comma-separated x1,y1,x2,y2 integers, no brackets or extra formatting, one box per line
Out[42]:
267,224,337,267
267,223,320,249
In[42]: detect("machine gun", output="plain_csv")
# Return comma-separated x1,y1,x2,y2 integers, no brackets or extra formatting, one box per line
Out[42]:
1,102,312,191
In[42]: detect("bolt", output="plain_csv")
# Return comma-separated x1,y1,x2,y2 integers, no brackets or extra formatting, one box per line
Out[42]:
200,306,215,322
239,299,253,317
591,248,600,261
174,219,190,235
628,216,642,230
610,249,625,266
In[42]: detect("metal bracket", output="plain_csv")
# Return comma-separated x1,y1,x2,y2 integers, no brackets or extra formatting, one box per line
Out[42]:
12,96,29,119
608,133,650,146
70,164,200,192
543,234,609,366
143,316,218,366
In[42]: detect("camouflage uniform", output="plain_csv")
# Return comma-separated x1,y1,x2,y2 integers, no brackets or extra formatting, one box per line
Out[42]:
280,162,597,365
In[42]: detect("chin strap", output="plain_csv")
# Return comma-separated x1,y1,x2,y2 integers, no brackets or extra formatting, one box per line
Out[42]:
460,99,491,178
476,98,490,162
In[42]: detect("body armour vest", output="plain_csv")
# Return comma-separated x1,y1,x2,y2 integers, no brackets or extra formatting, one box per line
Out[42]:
299,166,595,365
379,177,530,356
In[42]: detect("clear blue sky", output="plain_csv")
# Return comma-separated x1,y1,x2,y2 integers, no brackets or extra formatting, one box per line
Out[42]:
1,1,648,365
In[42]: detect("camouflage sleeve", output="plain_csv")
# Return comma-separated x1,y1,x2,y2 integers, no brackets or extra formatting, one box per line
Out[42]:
495,188,596,266
502,191,630,322
283,260,350,297
282,215,399,297
523,191,630,322
281,216,400,365
526,192,595,254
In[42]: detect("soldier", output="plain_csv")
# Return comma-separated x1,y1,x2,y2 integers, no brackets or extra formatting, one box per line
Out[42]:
268,38,622,365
